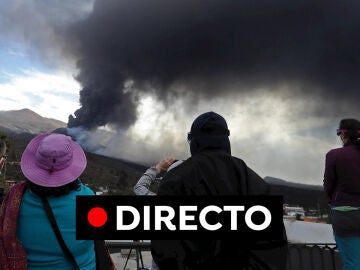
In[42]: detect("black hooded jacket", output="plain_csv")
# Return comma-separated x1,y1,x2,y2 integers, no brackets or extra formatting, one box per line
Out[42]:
152,112,287,269
158,150,268,196
151,150,288,270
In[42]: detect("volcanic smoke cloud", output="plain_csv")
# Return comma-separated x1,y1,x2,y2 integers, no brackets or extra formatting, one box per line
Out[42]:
67,0,360,129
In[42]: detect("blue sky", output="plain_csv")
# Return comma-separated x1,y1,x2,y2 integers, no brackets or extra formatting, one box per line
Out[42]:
0,0,92,122
0,53,80,122
0,41,40,82
0,40,81,122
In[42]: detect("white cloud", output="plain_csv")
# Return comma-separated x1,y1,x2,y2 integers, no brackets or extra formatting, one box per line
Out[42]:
7,50,28,58
0,69,80,122
68,90,341,185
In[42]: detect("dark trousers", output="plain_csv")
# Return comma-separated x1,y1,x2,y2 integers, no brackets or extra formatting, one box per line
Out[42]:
331,209,360,270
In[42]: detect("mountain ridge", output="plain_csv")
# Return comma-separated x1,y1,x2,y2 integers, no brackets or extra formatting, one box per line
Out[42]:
264,176,323,191
0,109,329,213
0,108,66,136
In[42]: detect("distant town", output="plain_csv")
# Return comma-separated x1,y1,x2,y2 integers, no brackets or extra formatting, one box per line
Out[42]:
283,204,328,223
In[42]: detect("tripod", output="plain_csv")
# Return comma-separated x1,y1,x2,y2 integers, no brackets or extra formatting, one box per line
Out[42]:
123,240,150,270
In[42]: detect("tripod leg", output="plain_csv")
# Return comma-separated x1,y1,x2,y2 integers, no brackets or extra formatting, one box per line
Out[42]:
123,248,132,270
139,249,145,268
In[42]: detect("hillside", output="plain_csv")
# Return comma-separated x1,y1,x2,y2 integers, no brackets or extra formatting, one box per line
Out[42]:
0,108,330,211
0,108,146,194
265,176,329,214
3,134,329,210
2,135,329,205
0,109,66,139
2,135,147,195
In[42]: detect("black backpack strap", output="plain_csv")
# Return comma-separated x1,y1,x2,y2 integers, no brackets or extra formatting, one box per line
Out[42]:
41,196,80,270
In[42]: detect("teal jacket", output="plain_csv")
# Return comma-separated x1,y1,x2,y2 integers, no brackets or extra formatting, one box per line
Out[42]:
16,183,96,270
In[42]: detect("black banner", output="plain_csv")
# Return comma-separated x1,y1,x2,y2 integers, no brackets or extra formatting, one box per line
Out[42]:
76,195,283,241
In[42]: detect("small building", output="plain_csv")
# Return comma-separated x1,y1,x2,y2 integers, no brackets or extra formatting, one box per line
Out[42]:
283,204,305,218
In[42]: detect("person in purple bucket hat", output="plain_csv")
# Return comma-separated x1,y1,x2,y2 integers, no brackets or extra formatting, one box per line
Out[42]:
0,133,96,270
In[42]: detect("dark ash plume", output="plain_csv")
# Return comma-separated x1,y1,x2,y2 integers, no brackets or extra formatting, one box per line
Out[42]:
67,0,360,129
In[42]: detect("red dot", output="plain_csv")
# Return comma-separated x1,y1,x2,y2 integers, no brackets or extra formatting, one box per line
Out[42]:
87,207,108,227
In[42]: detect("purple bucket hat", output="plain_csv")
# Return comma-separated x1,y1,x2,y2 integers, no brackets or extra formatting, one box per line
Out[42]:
21,133,87,187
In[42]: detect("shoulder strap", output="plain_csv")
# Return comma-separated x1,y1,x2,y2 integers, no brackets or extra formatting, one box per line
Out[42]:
0,181,28,270
41,196,80,270
0,181,28,235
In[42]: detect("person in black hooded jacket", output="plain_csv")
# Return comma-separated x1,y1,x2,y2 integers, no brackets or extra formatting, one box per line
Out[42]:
151,111,288,270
